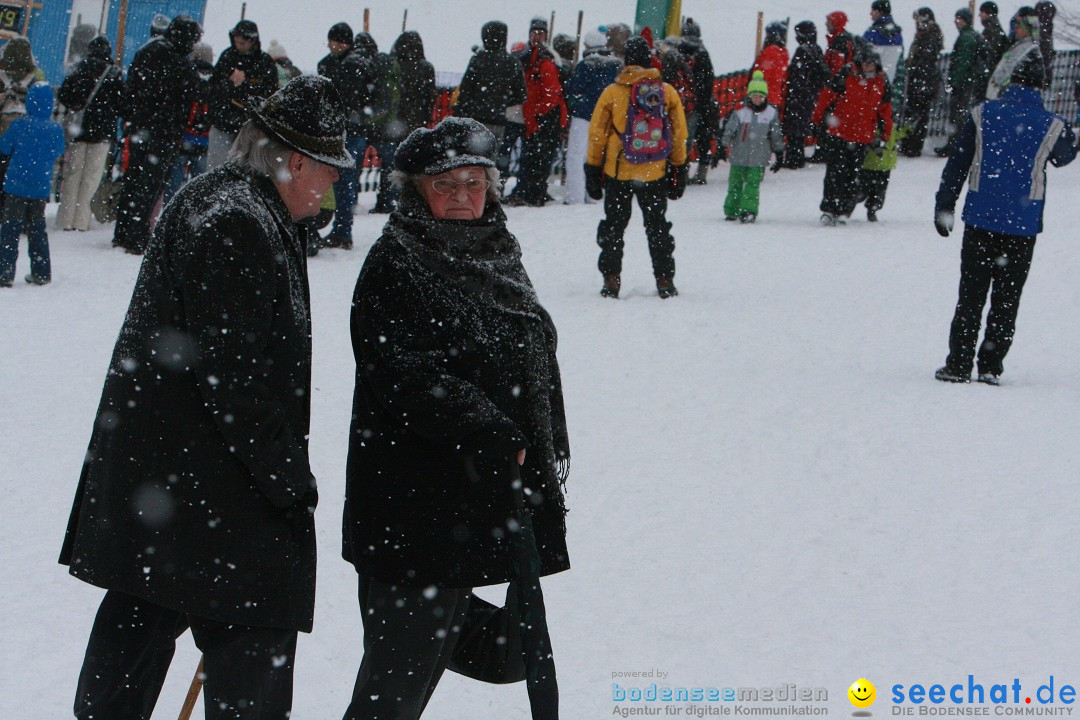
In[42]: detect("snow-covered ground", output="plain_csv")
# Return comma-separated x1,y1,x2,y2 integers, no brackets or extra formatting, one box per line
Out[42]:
3,153,1080,718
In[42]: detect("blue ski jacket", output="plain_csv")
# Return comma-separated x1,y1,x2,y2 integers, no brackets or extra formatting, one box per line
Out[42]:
0,83,66,200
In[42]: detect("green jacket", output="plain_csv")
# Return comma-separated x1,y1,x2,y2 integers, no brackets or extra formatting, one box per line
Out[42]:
948,26,979,93
862,125,908,171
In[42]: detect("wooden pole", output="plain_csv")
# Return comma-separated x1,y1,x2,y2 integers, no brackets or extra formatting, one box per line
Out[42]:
363,8,370,33
754,11,763,59
968,0,976,15
573,10,583,63
402,8,407,32
549,10,555,37
241,2,246,20
115,0,128,66
177,657,205,720
20,0,31,36
98,0,108,34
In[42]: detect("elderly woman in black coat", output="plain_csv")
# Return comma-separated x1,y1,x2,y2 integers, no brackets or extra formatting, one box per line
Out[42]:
342,116,570,720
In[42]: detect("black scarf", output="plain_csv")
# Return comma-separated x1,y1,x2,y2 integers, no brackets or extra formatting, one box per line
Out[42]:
384,185,571,492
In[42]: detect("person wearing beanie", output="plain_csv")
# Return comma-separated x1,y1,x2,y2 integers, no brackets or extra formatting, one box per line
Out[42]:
315,21,376,249
980,1,1010,74
161,41,214,207
504,17,567,206
563,28,621,204
111,15,202,254
584,35,688,298
752,21,790,113
150,12,170,37
823,11,856,76
341,116,570,720
863,0,904,82
781,20,827,168
933,8,982,156
677,18,719,183
719,70,784,223
899,7,944,156
0,37,43,134
62,75,351,719
267,39,301,88
206,19,278,168
933,59,1075,385
812,44,892,224
985,7,1043,100
57,35,124,231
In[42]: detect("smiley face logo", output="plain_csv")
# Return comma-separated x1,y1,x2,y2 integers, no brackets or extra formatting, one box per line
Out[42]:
848,678,876,708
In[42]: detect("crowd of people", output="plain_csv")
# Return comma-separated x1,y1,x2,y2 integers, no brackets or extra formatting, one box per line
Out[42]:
0,3,1071,720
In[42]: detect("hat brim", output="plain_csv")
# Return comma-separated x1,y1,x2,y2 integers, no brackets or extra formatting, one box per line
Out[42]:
251,111,356,170
421,154,495,176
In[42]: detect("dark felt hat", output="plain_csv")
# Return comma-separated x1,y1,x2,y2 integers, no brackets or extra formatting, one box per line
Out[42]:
955,8,974,23
980,2,999,15
529,17,548,34
250,75,355,169
395,117,497,176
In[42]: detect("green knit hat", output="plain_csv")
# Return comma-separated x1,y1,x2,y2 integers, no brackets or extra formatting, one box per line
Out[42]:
747,70,768,97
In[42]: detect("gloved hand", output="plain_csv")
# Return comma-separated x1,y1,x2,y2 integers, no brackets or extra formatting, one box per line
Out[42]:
667,163,687,200
584,163,604,201
769,155,782,173
934,210,954,238
715,145,728,162
870,137,886,157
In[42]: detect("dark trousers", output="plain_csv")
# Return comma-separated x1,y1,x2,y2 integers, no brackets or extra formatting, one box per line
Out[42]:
901,93,934,155
343,577,471,720
113,130,176,252
945,225,1035,377
0,196,48,284
940,87,975,152
74,590,298,720
820,135,868,216
858,168,890,211
596,178,675,280
329,132,368,240
373,141,399,212
511,111,561,205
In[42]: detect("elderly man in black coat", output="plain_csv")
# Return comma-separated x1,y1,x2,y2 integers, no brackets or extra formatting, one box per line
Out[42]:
60,76,354,720
112,14,201,255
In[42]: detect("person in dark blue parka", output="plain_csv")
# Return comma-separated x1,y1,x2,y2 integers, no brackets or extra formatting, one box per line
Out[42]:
564,30,621,204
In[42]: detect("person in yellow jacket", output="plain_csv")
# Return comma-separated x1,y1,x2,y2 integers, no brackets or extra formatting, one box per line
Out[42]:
584,36,688,299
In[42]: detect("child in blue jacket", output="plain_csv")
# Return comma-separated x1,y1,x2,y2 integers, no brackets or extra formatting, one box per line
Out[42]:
0,82,66,286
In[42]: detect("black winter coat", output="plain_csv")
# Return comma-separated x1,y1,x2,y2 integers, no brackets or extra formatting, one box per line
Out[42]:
455,22,527,126
782,42,827,140
982,17,1010,70
906,22,944,108
58,43,123,143
317,48,374,134
343,187,570,588
60,164,318,632
123,35,199,140
680,38,719,143
208,46,278,133
392,32,437,140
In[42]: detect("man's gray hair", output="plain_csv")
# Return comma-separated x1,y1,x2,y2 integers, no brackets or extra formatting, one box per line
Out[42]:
390,166,502,206
228,122,295,182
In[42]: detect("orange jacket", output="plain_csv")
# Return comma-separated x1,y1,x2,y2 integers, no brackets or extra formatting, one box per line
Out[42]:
586,66,688,182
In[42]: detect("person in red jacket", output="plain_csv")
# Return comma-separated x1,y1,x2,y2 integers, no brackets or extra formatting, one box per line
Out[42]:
505,17,568,207
811,45,892,224
752,21,790,116
824,11,857,75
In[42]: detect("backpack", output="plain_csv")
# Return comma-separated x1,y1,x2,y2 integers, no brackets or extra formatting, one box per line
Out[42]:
619,78,673,164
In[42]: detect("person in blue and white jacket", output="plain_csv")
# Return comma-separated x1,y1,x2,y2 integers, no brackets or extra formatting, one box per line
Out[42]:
564,30,620,204
933,56,1076,386
863,0,904,83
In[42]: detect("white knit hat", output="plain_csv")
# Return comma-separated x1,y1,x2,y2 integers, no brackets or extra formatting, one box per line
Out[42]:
267,39,288,60
584,30,607,50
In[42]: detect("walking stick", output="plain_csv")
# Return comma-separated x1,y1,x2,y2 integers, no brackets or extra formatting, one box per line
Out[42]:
178,656,205,720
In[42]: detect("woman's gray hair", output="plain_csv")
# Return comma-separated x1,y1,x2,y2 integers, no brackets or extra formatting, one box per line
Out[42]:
391,165,502,206
227,122,295,182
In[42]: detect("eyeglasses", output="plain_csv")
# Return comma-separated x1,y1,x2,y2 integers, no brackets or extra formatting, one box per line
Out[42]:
430,177,491,195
